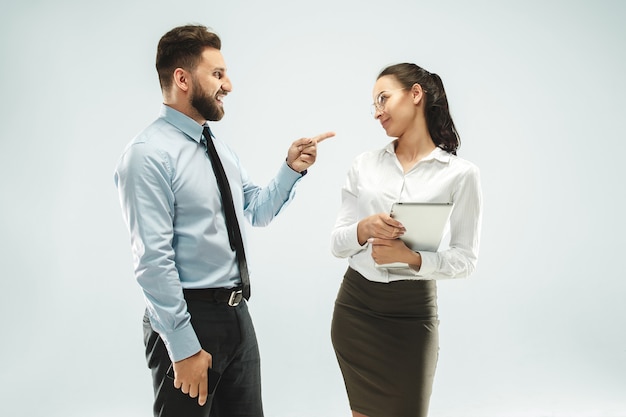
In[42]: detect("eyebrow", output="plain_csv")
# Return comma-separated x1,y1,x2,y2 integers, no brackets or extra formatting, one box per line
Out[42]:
373,90,389,99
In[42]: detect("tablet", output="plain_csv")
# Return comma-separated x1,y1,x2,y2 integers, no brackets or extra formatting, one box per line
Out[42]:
375,202,453,269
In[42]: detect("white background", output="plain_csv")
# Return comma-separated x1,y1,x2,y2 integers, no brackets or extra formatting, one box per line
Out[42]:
1,0,625,416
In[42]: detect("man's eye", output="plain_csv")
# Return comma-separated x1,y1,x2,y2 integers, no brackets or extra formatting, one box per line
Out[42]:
214,72,222,79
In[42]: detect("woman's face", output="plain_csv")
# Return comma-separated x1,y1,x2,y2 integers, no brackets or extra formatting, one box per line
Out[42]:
372,75,417,138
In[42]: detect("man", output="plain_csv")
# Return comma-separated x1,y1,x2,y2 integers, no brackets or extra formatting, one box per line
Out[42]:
114,24,334,417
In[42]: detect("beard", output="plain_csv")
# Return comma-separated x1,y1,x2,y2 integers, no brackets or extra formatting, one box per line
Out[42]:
190,76,224,121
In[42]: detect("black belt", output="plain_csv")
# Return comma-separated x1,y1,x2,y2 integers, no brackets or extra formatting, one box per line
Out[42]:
183,287,244,307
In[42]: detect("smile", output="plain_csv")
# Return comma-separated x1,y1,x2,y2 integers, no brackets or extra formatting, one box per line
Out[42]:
215,92,227,105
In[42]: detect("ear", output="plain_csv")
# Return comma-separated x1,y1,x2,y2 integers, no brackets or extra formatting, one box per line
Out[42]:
173,68,191,93
411,83,425,105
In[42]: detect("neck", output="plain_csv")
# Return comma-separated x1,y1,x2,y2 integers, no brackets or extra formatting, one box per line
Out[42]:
163,96,206,125
395,124,436,162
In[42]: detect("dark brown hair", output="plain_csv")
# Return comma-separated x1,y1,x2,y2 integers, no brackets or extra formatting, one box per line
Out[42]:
378,63,460,154
156,24,221,91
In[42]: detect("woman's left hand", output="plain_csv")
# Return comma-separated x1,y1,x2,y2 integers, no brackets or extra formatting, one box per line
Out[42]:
368,237,421,266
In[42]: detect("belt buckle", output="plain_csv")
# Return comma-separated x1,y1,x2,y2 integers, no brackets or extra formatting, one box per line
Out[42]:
228,290,243,307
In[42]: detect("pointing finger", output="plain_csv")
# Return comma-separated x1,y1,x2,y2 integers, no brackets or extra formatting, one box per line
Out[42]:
312,131,335,144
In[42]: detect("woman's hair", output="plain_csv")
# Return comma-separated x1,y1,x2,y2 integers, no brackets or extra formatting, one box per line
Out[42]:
378,63,460,154
156,24,222,91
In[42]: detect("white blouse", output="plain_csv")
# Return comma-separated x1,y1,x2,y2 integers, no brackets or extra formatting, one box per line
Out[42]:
331,142,483,282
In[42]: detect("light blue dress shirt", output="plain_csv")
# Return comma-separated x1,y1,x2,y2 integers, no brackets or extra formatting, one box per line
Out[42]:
115,104,304,361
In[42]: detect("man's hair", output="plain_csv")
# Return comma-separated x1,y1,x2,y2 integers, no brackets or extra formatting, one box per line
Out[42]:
156,24,222,91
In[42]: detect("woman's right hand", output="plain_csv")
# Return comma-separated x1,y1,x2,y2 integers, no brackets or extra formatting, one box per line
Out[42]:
357,213,406,245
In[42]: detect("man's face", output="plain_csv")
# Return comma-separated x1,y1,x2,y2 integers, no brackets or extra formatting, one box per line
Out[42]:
189,48,232,122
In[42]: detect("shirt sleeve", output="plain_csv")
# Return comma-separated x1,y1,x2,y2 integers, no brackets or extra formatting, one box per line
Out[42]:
114,143,201,362
242,161,304,226
417,164,483,279
330,162,367,258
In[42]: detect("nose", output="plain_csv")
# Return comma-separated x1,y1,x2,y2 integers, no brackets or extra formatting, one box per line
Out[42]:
222,75,233,93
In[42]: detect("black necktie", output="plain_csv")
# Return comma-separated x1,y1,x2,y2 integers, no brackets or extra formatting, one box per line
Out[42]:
202,126,250,300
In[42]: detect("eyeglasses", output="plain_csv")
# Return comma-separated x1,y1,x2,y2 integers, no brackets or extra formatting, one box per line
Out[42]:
370,88,408,116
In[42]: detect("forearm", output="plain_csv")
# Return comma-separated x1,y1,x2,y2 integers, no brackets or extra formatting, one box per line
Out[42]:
417,246,477,279
244,162,303,226
331,222,365,258
130,225,202,361
139,265,202,362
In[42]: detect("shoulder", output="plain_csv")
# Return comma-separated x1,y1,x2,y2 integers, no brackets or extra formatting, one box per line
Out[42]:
351,144,390,167
446,154,482,199
130,118,179,148
116,119,176,175
447,153,480,178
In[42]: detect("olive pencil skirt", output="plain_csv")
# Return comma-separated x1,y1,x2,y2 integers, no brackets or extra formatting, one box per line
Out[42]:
331,267,440,417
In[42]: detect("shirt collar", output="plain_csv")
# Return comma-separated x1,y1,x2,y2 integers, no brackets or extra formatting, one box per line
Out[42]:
384,140,451,163
159,104,206,144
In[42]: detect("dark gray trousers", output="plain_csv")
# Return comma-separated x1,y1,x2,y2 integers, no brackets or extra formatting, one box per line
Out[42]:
143,299,263,417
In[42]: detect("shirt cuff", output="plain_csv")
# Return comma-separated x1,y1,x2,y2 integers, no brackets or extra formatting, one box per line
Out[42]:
278,161,305,188
416,251,438,277
161,323,202,362
284,159,308,176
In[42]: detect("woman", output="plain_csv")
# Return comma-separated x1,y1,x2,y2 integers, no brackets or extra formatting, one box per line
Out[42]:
330,63,482,417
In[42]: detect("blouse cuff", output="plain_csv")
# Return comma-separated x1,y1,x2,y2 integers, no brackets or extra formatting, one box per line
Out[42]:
348,223,365,251
416,251,438,277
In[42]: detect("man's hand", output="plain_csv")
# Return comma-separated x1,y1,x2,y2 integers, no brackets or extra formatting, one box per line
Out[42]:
286,131,335,173
172,349,213,406
357,213,406,245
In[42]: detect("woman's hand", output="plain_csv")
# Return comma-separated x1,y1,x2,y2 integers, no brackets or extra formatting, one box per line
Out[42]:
369,237,422,268
357,213,405,245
